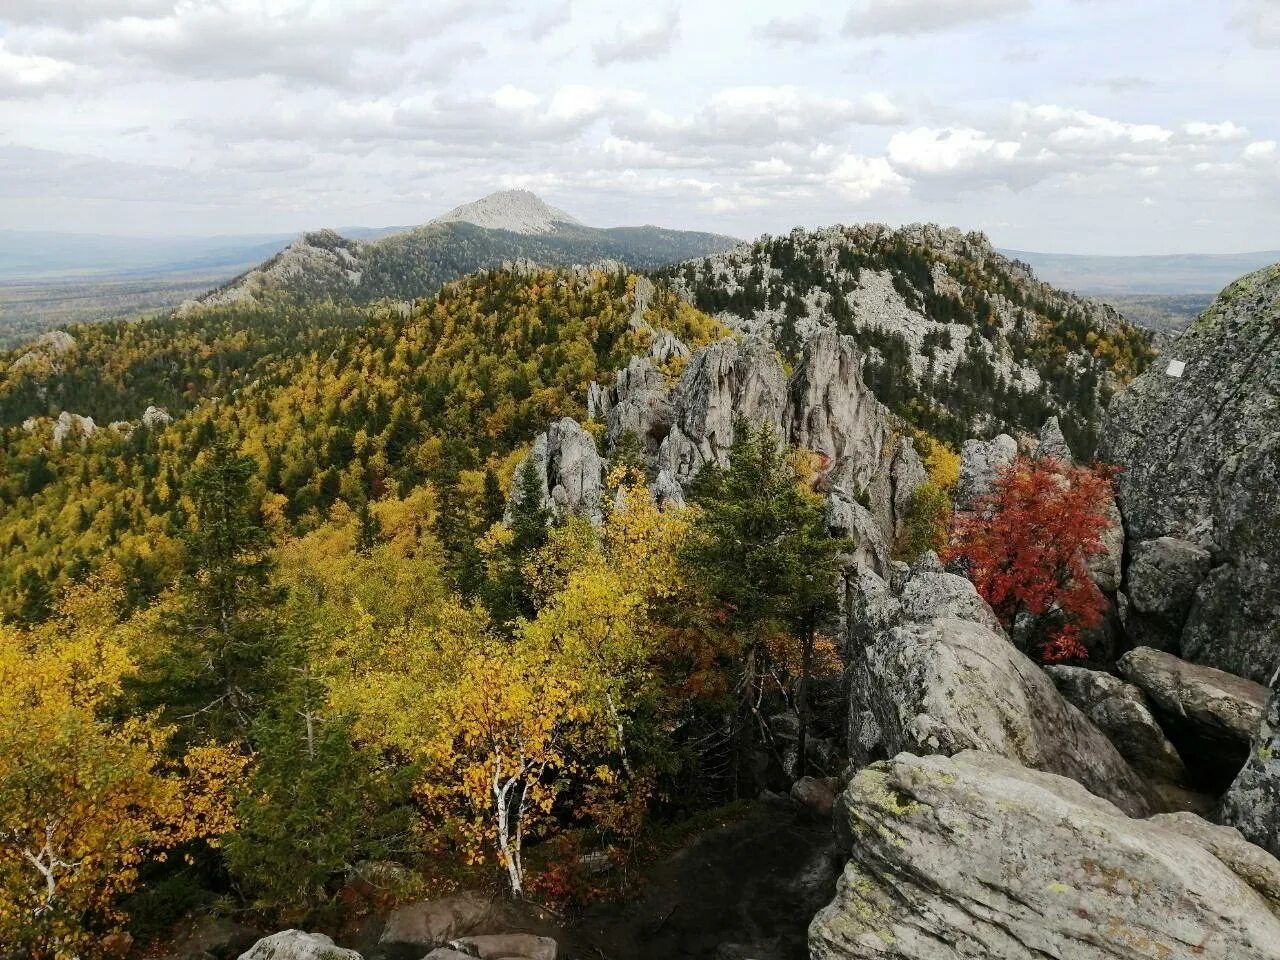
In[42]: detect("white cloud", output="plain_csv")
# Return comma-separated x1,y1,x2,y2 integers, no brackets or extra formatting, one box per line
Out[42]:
594,12,679,64
619,86,902,152
888,127,1021,175
1181,120,1249,143
1232,0,1280,48
527,1,572,39
757,15,825,46
826,153,908,200
1244,140,1278,160
844,0,1029,37
0,0,173,27
0,41,76,96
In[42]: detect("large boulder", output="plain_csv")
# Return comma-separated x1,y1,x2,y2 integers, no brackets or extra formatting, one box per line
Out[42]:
1118,646,1268,792
1046,664,1189,787
379,895,493,959
450,934,557,960
601,356,673,453
1123,536,1213,650
1100,263,1280,684
810,751,1280,960
1222,685,1280,860
236,931,361,960
846,562,1153,817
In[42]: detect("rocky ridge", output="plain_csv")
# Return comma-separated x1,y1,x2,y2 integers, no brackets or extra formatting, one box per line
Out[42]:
659,222,1153,455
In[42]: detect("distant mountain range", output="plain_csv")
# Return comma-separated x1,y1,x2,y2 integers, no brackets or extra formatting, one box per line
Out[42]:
181,190,738,313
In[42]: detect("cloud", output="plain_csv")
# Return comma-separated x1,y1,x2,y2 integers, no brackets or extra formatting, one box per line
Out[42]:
1181,120,1249,143
843,0,1029,37
756,15,825,46
0,0,173,27
1232,0,1280,48
886,126,1037,191
617,86,902,151
527,1,573,39
594,12,679,64
0,40,76,96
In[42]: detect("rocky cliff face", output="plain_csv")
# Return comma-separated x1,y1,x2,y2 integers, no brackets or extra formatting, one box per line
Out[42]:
659,222,1152,456
1100,263,1280,684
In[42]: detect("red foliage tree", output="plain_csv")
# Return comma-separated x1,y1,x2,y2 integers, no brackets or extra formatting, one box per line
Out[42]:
943,455,1117,663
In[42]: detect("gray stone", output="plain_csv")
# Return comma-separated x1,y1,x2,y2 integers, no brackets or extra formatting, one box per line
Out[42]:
1045,664,1188,786
379,895,492,957
142,404,173,428
506,419,604,524
236,931,361,960
1124,536,1212,649
1222,684,1280,861
450,933,557,960
786,330,890,472
1118,646,1267,750
847,565,1152,816
1100,264,1280,684
1034,415,1074,464
658,335,788,484
954,433,1016,510
790,776,837,819
810,750,1280,960
825,490,889,578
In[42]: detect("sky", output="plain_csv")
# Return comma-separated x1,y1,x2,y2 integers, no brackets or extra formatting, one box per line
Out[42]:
0,0,1277,254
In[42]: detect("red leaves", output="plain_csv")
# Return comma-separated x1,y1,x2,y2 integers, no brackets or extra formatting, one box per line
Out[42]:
944,455,1116,664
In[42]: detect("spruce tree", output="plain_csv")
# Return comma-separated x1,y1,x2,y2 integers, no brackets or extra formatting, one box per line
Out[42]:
684,419,843,779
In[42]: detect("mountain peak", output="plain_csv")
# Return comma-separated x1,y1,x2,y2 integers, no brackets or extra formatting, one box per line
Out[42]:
433,189,582,235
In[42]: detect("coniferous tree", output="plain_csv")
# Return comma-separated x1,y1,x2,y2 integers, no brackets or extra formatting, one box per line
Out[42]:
683,420,843,780
139,436,279,744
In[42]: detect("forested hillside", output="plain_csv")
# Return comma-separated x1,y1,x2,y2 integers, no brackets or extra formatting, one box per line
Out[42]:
189,218,737,314
0,267,725,620
0,234,1167,959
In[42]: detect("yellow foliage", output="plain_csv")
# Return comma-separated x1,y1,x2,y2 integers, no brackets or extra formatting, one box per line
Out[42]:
0,579,240,959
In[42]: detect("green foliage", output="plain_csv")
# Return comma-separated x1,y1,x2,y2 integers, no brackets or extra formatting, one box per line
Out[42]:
133,436,279,744
684,420,840,636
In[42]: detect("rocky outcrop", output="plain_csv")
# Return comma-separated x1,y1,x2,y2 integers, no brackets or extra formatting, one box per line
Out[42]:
1118,646,1268,792
1100,263,1280,684
810,750,1280,960
237,930,361,960
507,418,605,523
786,330,891,476
1046,664,1188,786
1118,647,1267,750
846,560,1153,817
657,335,787,484
953,433,1016,510
1033,415,1074,463
1223,685,1280,860
52,410,96,446
142,404,173,429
